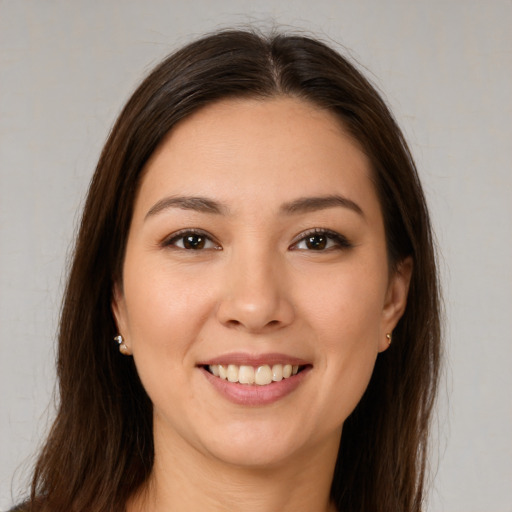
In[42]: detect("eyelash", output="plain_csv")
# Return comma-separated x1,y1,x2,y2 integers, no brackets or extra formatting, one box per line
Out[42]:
289,228,353,251
162,229,220,251
162,228,352,252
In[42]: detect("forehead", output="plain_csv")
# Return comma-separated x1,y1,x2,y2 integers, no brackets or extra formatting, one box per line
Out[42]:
136,97,379,217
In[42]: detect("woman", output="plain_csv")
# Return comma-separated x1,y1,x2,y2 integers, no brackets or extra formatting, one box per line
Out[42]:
16,29,441,511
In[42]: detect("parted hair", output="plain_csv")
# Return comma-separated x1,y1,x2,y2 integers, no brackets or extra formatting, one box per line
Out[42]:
24,29,441,512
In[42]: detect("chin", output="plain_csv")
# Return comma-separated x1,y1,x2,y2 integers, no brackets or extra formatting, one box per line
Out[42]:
198,415,337,470
208,438,304,469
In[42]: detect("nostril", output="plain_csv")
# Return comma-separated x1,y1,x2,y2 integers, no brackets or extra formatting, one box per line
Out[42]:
225,318,282,331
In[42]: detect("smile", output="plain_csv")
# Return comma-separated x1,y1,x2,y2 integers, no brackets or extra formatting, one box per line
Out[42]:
207,364,301,386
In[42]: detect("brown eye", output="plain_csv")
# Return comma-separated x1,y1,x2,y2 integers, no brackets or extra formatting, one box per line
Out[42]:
183,234,206,250
305,234,327,250
291,229,353,251
165,230,219,250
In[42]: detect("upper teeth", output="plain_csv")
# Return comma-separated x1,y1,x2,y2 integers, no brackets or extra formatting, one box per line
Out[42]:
209,364,299,386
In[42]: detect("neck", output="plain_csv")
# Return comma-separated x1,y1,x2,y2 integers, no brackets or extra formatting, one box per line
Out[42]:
127,421,341,512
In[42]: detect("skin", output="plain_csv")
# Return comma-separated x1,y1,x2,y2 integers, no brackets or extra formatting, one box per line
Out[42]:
113,97,412,512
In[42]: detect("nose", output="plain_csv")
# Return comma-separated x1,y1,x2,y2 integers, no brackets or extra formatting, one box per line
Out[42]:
216,246,295,333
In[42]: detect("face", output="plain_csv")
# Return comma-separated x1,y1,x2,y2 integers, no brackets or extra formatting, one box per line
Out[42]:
113,97,411,469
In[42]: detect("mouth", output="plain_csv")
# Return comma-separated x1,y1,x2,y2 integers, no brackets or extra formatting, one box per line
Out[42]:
197,353,312,405
203,363,308,386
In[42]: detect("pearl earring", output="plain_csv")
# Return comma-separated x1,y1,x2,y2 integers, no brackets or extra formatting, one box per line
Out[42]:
114,334,131,355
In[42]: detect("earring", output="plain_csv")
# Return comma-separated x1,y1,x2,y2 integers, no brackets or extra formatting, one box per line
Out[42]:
114,334,131,356
386,332,392,346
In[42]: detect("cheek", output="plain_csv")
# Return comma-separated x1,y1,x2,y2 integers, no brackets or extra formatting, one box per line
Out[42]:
120,262,206,408
297,258,387,343
294,260,385,418
120,256,217,374
124,255,208,324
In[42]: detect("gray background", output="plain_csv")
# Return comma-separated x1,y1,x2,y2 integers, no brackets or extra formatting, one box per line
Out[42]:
1,1,511,510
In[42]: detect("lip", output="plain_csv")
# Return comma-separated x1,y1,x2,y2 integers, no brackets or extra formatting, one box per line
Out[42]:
197,352,310,367
197,352,312,406
200,367,311,406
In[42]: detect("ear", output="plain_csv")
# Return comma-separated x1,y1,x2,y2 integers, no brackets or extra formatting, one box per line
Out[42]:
112,281,132,355
378,257,413,352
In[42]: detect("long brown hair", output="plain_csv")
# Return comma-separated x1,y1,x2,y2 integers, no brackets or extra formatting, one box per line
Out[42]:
25,29,441,512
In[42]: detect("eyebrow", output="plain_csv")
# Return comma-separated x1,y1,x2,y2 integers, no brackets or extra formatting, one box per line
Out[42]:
280,195,364,217
145,193,364,220
145,196,228,219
